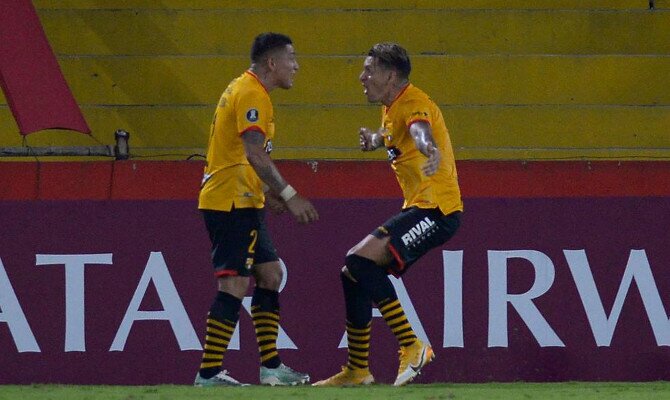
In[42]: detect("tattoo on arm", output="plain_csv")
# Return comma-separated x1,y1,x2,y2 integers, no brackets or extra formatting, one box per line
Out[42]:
254,163,287,194
242,130,288,193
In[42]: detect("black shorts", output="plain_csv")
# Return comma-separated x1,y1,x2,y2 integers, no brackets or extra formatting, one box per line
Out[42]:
372,207,461,277
202,208,279,278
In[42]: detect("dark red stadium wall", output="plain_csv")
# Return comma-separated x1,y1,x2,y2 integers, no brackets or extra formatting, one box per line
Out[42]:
2,160,670,384
1,160,670,200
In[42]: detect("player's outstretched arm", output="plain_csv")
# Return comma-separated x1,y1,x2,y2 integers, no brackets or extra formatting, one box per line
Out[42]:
409,121,441,177
242,130,319,224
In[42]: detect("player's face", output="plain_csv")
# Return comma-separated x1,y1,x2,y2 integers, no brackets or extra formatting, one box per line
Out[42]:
359,56,392,104
271,44,299,89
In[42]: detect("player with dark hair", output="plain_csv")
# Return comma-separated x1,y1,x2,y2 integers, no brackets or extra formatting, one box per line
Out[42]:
314,42,462,387
194,32,318,387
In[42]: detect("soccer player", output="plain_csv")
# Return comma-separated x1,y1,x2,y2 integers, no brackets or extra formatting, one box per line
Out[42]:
313,43,462,387
194,32,319,387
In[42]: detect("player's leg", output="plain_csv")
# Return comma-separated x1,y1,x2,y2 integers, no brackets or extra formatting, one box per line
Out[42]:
346,208,460,385
195,276,249,387
344,235,431,387
194,209,256,387
313,270,375,386
314,231,410,386
378,208,462,385
344,243,420,352
341,270,373,373
252,262,282,370
252,214,309,386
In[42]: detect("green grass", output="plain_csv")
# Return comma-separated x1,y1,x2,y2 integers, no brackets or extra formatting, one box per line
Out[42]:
1,382,670,400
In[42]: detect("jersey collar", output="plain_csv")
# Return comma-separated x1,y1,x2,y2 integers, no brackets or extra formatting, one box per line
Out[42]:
385,83,411,112
245,70,270,95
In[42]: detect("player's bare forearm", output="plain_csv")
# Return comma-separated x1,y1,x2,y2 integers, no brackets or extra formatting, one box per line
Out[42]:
409,121,436,157
409,121,441,176
359,127,385,151
253,161,288,194
265,191,287,214
242,130,288,193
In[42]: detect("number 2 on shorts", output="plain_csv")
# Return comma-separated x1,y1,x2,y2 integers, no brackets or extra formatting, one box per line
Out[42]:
248,229,258,255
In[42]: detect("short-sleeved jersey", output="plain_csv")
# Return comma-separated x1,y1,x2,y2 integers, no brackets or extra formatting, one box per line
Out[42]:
198,71,275,211
381,84,463,215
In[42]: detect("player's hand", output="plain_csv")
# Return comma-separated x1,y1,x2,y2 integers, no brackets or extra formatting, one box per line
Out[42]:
422,143,441,176
359,127,379,151
285,195,319,224
265,192,287,215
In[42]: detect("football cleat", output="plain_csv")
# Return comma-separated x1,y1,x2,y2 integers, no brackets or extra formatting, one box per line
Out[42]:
260,363,310,386
393,340,435,386
194,370,248,387
312,366,375,386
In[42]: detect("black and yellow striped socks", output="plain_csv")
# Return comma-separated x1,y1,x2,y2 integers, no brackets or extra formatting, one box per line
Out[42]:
346,321,371,370
198,291,241,379
251,287,282,369
378,298,417,347
340,269,374,370
344,254,418,348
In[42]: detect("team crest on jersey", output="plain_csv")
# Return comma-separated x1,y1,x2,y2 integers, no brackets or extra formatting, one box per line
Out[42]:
246,108,259,122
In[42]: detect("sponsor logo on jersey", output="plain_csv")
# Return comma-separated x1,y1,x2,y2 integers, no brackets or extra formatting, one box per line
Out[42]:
401,217,436,246
387,146,402,161
246,108,259,122
411,111,429,118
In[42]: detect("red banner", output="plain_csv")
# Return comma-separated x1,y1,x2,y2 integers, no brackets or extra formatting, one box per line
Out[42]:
0,0,89,135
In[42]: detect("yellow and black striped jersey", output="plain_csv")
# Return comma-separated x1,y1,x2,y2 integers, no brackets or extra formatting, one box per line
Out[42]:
199,71,275,211
381,84,463,215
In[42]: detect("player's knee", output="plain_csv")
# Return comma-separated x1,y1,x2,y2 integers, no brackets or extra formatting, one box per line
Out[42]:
345,254,382,282
346,235,392,265
260,275,282,291
217,276,250,298
255,265,283,290
340,267,357,283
